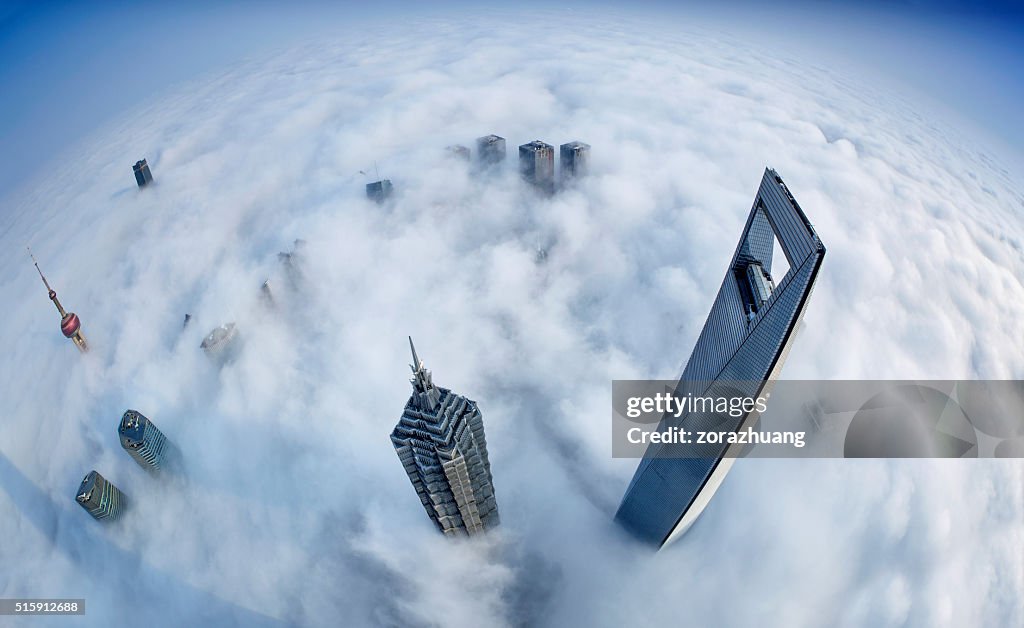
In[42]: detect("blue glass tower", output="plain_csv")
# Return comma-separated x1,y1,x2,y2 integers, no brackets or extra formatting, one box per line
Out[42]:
476,134,506,167
615,168,826,548
366,179,393,203
519,140,555,191
559,141,590,179
119,410,175,473
75,470,127,521
133,159,153,187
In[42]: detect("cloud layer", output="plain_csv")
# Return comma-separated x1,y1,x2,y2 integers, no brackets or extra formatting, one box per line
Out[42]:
0,12,1021,628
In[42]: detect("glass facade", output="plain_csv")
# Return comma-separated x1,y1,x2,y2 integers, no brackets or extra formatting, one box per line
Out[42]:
366,179,393,203
75,470,127,522
518,140,555,190
118,410,175,473
745,262,774,307
391,339,499,536
615,168,826,547
559,141,590,179
476,135,506,166
133,159,153,187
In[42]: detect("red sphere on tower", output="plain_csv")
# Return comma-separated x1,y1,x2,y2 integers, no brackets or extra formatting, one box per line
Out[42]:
61,312,81,338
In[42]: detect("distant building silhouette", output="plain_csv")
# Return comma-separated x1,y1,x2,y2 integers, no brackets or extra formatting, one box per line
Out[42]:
476,135,506,167
519,140,555,191
560,141,590,179
446,145,471,161
133,159,153,188
261,280,275,308
28,248,88,353
391,338,499,536
201,322,241,363
119,410,175,473
76,470,126,521
366,179,393,203
278,239,307,289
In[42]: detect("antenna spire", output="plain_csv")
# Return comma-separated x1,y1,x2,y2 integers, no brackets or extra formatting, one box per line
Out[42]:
409,336,421,373
406,336,440,410
28,247,53,293
28,246,65,316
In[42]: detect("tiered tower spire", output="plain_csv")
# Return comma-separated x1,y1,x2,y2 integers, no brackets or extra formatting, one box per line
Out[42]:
408,336,441,411
392,337,499,536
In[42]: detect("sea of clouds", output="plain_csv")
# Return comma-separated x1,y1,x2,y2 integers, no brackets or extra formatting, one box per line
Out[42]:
0,12,1022,628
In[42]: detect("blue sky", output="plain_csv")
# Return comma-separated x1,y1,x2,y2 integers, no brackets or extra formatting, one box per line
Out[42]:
0,0,1022,198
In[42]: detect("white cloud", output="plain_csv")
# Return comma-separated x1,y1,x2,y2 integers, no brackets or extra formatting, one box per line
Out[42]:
0,11,1021,628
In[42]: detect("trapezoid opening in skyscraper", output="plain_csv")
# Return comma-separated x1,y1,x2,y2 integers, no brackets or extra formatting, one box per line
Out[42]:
615,168,826,549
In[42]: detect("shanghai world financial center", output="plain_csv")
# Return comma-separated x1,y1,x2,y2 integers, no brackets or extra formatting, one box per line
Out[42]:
616,168,826,548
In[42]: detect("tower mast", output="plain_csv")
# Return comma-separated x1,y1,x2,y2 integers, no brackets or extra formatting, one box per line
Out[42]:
408,336,440,411
28,247,89,353
29,247,66,316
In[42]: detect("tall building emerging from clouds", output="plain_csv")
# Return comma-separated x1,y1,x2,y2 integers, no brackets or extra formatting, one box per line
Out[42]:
391,338,499,536
133,159,153,187
476,134,506,167
615,168,826,548
519,140,555,191
560,141,590,179
366,179,393,203
29,249,88,353
278,238,307,289
446,145,471,161
201,322,241,364
119,410,175,473
260,280,276,308
75,470,126,522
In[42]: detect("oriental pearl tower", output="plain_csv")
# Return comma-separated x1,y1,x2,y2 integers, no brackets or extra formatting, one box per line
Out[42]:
28,248,89,353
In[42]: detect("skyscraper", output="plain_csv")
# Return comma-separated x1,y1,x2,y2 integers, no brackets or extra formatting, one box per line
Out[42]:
366,179,393,203
391,337,499,536
201,322,241,363
118,410,176,473
476,134,506,167
28,248,88,353
133,159,153,187
446,145,471,161
260,279,276,308
615,168,826,548
519,140,555,191
75,470,127,521
278,238,307,289
560,141,590,179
